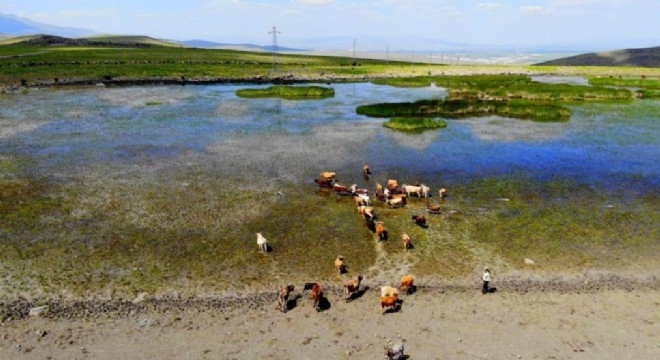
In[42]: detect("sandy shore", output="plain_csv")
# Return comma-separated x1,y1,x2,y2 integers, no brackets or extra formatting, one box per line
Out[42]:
1,273,658,360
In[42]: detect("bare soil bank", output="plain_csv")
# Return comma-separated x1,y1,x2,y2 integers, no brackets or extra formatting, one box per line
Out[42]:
1,273,658,359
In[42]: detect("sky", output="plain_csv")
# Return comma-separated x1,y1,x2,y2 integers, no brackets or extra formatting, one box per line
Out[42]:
1,0,659,49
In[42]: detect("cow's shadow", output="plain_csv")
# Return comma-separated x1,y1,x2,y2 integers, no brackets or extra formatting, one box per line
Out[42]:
285,293,303,312
403,285,417,295
346,285,370,302
317,295,332,312
382,299,403,314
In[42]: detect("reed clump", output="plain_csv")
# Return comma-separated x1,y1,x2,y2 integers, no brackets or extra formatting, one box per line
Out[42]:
236,85,335,99
383,117,448,131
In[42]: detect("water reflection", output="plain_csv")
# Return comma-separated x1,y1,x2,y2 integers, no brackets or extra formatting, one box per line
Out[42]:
0,83,657,191
461,116,567,142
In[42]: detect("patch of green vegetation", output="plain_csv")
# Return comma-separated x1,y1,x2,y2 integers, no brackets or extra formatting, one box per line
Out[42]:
589,76,660,89
360,74,637,122
1,166,657,298
636,89,660,99
236,85,335,100
145,101,162,106
358,99,571,122
374,74,633,101
383,117,448,131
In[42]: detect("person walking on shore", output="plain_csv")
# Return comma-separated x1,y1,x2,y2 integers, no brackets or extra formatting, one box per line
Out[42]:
482,267,492,294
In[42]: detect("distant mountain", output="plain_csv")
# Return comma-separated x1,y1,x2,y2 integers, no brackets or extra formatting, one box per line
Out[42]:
0,13,96,37
534,46,660,67
182,39,304,52
1,34,184,48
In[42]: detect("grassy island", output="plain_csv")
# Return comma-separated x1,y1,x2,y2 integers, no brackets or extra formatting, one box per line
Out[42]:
360,74,637,122
383,117,448,131
358,99,571,122
373,74,633,101
236,85,335,99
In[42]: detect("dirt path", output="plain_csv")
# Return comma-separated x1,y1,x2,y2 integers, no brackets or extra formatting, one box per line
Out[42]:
1,274,658,359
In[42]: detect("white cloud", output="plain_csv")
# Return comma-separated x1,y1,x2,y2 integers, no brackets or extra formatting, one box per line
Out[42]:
475,3,508,10
292,0,335,5
520,5,548,14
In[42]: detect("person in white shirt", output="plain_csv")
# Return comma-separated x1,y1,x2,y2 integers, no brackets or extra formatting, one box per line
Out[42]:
482,267,492,294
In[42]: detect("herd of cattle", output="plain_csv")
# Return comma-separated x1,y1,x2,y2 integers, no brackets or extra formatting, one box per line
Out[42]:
257,165,447,314
256,166,448,358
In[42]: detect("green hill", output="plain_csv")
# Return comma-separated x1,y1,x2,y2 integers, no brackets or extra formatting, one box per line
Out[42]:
535,46,660,67
0,34,185,48
81,35,185,47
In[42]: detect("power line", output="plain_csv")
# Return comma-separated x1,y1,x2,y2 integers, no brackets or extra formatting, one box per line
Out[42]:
269,26,281,70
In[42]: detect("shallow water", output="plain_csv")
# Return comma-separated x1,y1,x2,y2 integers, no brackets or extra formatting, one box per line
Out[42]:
0,82,658,193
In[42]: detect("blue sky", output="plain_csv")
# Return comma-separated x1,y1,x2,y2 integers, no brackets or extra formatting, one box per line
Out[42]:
1,0,658,48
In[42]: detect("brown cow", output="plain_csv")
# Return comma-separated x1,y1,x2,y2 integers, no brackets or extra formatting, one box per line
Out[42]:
375,222,388,240
277,284,295,312
343,275,363,301
400,275,415,294
412,215,427,227
303,282,324,312
380,294,399,314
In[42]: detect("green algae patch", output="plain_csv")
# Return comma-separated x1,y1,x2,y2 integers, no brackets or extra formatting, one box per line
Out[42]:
236,85,335,100
383,117,448,131
358,99,571,122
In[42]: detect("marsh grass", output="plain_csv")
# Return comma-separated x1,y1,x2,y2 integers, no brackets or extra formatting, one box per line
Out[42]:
1,166,657,298
383,117,448,131
636,89,660,99
589,77,660,89
236,85,335,100
359,74,637,122
357,99,571,122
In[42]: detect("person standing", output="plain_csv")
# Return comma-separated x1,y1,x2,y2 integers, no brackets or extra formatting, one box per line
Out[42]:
482,267,492,294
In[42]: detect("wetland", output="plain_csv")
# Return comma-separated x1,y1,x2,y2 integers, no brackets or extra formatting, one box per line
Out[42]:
0,80,657,301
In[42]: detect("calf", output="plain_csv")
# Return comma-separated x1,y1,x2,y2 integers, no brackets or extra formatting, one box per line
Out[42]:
303,282,324,312
277,284,295,312
334,256,347,274
402,233,412,250
256,232,269,252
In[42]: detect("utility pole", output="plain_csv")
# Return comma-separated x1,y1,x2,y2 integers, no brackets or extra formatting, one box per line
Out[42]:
269,26,280,70
352,38,357,65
